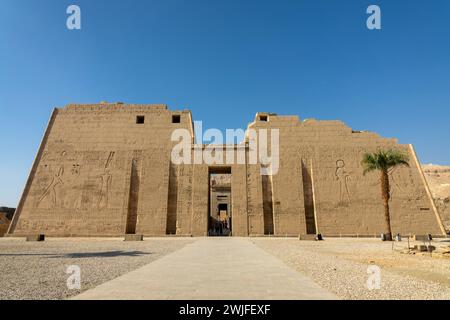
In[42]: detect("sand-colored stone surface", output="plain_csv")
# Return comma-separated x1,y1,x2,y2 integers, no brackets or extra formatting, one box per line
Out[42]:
7,103,445,238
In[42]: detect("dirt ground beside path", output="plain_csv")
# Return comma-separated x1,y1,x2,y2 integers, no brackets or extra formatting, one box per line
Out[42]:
0,237,194,300
3,236,450,300
253,237,450,300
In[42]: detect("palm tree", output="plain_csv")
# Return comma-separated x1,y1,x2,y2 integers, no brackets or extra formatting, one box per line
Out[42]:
361,149,410,241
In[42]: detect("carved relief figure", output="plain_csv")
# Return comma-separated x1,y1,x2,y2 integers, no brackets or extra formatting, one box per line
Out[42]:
37,165,64,208
388,167,402,199
387,166,416,201
335,159,351,206
65,164,83,210
97,152,115,210
37,151,67,208
370,167,414,202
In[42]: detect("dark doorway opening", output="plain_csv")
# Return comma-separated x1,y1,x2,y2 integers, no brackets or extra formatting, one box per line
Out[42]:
208,167,232,236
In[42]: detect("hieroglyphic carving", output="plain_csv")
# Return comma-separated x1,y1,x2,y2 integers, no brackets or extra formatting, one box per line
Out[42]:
65,163,82,210
34,150,120,211
388,167,417,201
368,166,416,202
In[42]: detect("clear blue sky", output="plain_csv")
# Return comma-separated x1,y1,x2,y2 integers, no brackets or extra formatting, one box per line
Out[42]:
1,0,449,207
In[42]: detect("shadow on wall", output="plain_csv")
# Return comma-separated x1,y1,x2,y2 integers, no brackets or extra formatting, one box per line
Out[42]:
0,250,151,258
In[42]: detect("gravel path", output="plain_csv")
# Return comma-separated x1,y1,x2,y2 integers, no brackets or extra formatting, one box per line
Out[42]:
73,238,337,300
252,238,450,300
0,237,194,300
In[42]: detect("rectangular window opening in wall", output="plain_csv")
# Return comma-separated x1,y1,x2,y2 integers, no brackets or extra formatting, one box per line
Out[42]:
136,115,145,124
260,115,268,122
172,115,181,123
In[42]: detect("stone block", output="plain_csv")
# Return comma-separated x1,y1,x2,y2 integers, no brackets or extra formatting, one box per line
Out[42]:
414,245,428,252
124,234,143,241
414,235,432,242
26,234,45,242
298,234,316,241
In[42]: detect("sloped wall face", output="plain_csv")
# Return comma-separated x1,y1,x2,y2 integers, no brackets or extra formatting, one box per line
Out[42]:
311,144,443,236
12,149,130,235
250,116,445,236
9,106,445,237
9,104,192,236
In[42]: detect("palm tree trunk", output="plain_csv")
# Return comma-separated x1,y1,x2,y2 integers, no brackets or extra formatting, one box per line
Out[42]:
380,169,392,241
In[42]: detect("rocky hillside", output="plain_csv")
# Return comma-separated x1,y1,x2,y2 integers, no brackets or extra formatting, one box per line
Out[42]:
422,164,450,231
0,207,15,237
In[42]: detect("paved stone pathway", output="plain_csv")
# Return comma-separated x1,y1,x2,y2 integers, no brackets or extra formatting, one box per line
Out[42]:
73,237,337,300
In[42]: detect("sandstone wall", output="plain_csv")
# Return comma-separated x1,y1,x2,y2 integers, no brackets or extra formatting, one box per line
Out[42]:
9,104,193,236
9,105,445,237
248,114,445,237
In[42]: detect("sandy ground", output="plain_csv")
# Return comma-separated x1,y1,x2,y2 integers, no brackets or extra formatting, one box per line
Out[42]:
2,236,450,300
253,237,450,300
0,237,194,300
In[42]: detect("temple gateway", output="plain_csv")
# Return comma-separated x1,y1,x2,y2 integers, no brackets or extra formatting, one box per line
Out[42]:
8,103,446,237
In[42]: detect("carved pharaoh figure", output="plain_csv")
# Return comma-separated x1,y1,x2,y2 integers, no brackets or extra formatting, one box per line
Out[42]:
37,165,64,209
335,159,351,206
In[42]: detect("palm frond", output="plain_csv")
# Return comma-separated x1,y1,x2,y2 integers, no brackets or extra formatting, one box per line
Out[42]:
361,149,409,173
